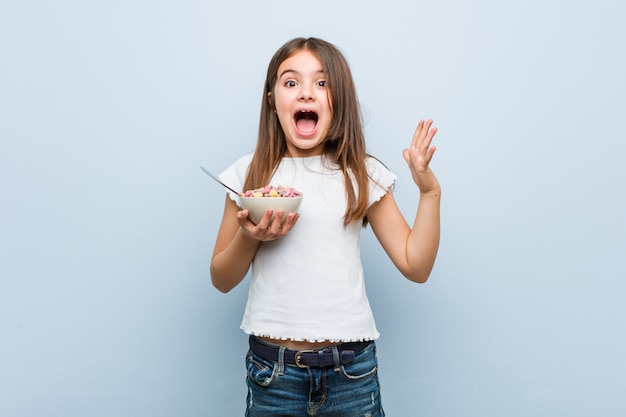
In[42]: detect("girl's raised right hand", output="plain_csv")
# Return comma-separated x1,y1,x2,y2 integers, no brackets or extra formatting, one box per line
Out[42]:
236,209,300,241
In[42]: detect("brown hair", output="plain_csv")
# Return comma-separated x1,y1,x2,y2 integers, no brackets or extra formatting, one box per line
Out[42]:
243,37,370,225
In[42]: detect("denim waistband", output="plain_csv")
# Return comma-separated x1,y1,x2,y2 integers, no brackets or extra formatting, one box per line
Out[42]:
249,336,372,369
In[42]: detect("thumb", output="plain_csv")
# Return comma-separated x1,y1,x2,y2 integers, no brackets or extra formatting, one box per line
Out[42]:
237,209,249,220
402,148,410,164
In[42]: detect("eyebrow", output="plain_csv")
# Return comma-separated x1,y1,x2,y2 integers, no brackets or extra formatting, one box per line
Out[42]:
278,69,325,78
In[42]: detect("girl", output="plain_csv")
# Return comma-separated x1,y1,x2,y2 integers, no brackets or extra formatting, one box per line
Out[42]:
211,37,440,417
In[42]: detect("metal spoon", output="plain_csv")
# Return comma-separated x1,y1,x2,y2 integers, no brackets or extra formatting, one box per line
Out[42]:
200,166,240,195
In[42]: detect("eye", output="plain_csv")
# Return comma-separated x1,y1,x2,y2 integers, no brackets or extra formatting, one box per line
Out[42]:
285,80,297,87
317,80,327,87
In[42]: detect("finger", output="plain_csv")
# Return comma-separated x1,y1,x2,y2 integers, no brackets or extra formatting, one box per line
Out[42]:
412,119,436,152
281,212,296,228
269,210,285,232
408,136,438,172
273,212,299,237
421,126,437,152
416,126,438,159
237,209,256,228
429,145,437,160
402,148,410,164
236,209,249,220
255,209,274,230
288,213,300,228
416,120,435,148
411,120,425,148
421,145,437,167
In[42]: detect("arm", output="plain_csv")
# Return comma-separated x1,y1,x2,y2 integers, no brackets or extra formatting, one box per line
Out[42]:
210,195,300,293
367,119,441,283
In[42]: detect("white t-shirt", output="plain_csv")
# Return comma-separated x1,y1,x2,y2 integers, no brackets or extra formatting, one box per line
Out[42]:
219,153,397,342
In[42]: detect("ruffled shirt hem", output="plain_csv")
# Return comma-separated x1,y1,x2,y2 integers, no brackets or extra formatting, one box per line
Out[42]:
241,326,380,343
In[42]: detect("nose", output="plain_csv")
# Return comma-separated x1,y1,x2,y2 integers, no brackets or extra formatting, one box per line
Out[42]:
298,83,314,101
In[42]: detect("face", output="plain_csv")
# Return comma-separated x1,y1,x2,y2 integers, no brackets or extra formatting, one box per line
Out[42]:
271,49,332,157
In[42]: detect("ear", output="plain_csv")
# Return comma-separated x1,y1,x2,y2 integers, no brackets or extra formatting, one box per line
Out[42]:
267,91,273,105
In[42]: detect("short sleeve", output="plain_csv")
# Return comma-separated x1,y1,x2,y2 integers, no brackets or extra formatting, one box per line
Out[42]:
366,156,397,207
218,153,254,205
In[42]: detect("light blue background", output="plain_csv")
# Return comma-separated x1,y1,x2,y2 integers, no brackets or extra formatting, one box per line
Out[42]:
2,0,625,416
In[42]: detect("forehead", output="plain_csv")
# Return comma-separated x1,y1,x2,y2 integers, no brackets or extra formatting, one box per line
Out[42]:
277,49,324,77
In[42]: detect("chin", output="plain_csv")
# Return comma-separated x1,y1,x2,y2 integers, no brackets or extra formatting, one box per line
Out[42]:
286,139,324,156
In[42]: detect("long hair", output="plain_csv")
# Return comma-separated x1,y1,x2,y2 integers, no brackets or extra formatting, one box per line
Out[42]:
243,37,370,225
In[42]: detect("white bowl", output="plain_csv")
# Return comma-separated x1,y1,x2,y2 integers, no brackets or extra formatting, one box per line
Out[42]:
239,196,303,225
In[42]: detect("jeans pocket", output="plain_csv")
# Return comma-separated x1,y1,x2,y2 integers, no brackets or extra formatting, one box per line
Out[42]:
339,345,378,381
246,351,277,387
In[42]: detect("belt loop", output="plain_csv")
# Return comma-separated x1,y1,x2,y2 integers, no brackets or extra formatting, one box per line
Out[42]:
317,350,325,368
277,346,286,375
331,345,340,371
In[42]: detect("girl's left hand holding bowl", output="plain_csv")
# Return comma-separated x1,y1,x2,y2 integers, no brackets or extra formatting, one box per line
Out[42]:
236,208,300,241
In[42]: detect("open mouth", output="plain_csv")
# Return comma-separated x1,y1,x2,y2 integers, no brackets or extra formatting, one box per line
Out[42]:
294,110,318,135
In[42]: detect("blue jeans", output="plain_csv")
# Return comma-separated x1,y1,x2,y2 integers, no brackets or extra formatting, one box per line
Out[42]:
245,339,385,417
